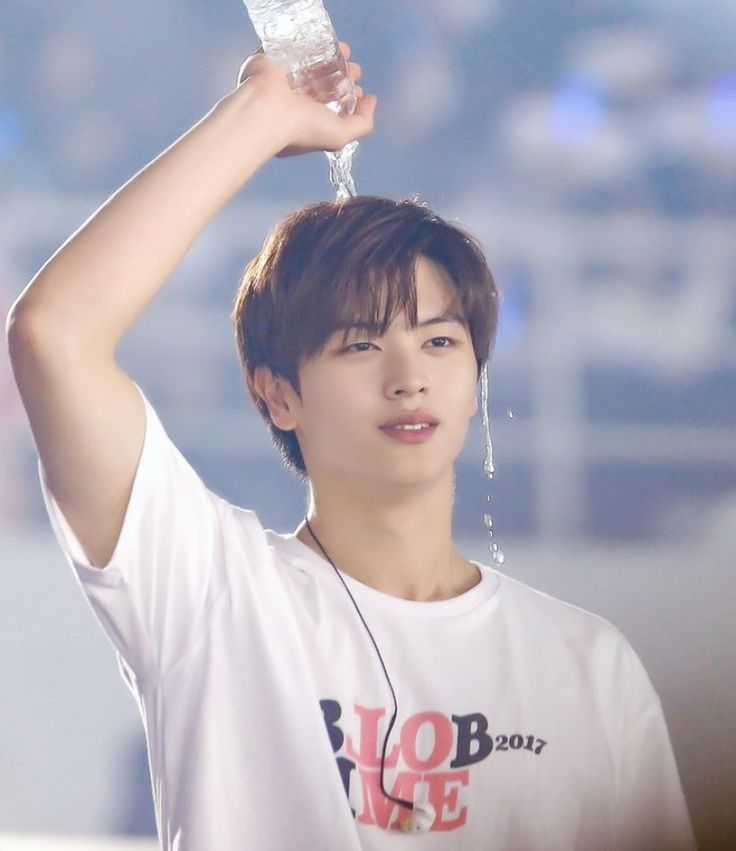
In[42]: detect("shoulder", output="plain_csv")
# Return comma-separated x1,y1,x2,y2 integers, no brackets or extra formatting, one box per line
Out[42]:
491,567,617,628
487,567,658,711
487,566,637,663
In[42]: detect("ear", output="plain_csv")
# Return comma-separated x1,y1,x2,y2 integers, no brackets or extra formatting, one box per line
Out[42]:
253,366,299,431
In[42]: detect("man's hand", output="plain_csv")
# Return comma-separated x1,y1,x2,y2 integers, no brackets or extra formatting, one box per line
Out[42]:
233,41,376,158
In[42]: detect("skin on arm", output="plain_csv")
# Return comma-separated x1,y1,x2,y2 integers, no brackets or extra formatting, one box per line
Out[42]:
6,43,375,568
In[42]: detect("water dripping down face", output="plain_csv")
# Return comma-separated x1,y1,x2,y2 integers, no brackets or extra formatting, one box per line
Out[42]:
480,364,505,565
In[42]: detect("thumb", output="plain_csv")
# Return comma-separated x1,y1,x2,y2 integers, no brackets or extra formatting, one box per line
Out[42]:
237,46,267,85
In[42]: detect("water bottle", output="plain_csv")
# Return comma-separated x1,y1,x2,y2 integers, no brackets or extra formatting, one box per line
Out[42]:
242,0,357,117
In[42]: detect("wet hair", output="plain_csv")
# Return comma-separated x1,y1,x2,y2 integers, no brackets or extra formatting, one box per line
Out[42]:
231,194,499,479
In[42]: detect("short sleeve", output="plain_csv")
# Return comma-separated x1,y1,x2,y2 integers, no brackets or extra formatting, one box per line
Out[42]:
612,640,698,851
38,381,228,685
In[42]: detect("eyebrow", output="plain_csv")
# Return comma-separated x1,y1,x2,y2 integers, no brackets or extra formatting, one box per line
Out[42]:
335,309,468,335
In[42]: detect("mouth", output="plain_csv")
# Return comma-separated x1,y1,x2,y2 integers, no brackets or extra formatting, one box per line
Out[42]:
379,423,438,444
378,413,440,428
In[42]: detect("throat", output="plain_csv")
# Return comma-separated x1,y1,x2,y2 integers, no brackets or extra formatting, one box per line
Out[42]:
296,523,480,601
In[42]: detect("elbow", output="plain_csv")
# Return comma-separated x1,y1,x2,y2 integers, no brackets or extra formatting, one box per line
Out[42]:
6,301,68,368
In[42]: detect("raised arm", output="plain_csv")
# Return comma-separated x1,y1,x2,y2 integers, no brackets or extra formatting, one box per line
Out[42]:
6,43,374,568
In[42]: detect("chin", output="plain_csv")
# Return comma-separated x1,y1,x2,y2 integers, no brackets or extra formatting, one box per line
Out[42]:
365,458,453,489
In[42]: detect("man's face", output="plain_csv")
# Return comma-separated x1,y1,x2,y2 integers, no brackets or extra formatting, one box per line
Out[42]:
289,255,480,491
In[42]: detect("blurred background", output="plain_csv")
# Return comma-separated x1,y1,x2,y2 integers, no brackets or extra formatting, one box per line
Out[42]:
0,0,734,848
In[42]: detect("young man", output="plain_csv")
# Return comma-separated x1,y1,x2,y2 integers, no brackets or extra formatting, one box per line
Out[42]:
7,43,695,851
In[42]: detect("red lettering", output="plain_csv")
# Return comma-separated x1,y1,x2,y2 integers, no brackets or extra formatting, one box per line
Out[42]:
345,704,400,769
425,770,469,831
400,711,453,771
356,767,421,829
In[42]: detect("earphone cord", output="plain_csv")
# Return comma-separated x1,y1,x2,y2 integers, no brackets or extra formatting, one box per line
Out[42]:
304,518,414,812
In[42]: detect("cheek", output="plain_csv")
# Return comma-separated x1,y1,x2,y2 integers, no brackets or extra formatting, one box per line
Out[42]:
447,364,479,419
298,383,364,448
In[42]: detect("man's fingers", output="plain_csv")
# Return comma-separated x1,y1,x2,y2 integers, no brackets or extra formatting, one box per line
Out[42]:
238,42,358,87
353,93,377,122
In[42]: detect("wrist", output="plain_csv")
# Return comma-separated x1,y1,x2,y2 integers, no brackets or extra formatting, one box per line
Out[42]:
214,81,294,160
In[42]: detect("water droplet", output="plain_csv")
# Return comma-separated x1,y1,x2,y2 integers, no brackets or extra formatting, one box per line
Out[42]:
479,365,494,480
480,364,504,564
479,363,505,568
488,540,506,565
325,139,360,200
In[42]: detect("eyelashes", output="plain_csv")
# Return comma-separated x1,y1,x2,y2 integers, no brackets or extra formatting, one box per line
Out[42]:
427,336,457,348
343,336,458,354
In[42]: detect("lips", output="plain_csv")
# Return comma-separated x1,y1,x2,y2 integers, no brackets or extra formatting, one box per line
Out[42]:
379,412,439,444
379,412,439,429
379,422,438,443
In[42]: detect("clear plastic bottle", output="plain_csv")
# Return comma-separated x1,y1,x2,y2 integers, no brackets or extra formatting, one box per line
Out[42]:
243,0,357,117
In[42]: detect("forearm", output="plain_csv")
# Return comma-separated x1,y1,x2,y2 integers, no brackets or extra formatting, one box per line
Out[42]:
8,84,286,358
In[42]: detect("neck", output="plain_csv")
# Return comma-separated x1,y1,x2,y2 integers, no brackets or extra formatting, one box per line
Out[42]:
294,470,480,602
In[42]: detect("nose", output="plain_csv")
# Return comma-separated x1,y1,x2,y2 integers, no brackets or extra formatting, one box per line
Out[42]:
383,349,429,398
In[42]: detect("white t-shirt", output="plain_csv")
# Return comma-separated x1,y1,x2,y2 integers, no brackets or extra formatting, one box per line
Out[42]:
38,383,697,851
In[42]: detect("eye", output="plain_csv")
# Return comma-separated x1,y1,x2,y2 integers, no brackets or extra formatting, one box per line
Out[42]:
427,336,457,348
343,341,376,353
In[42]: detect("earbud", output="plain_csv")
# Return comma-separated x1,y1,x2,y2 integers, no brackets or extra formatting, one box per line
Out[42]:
398,800,436,834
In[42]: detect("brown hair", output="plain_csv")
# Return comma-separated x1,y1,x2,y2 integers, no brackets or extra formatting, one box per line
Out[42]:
231,194,499,479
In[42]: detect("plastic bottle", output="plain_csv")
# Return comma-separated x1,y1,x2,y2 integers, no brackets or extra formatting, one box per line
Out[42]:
242,0,357,117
